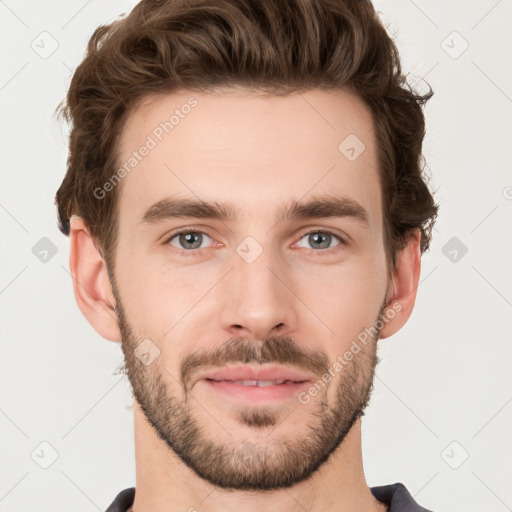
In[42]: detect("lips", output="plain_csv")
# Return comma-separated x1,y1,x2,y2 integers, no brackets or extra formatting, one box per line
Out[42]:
196,365,314,387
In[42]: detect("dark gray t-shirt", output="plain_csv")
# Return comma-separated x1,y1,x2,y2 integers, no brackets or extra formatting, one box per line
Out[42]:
105,483,435,511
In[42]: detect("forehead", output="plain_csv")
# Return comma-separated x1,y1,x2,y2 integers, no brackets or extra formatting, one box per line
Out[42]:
115,87,380,227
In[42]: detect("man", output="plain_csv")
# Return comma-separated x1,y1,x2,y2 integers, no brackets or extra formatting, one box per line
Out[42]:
55,0,439,510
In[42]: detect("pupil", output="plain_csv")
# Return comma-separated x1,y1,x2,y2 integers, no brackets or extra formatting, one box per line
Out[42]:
311,232,329,248
181,232,201,249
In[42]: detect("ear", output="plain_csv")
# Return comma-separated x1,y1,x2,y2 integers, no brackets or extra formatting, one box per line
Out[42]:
379,229,422,339
68,216,122,342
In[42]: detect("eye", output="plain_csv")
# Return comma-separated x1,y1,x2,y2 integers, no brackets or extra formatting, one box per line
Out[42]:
165,229,213,253
295,230,344,252
163,228,346,257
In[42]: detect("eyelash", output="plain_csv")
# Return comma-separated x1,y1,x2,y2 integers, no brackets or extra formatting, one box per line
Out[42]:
163,228,346,257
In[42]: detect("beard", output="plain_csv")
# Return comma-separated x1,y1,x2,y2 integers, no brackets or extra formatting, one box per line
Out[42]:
112,280,385,492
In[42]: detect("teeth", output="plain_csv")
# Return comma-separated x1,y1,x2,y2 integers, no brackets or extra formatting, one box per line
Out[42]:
229,379,287,387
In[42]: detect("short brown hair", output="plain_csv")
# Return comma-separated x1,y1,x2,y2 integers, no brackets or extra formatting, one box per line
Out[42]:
55,0,438,277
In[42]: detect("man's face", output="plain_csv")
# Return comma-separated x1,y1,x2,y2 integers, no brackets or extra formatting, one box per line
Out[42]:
111,87,390,490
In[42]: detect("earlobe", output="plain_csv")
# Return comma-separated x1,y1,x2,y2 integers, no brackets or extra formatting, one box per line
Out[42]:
69,216,122,342
379,229,422,339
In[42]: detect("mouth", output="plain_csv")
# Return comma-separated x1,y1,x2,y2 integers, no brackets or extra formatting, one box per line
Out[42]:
204,378,308,387
193,365,314,403
199,374,312,403
196,364,315,385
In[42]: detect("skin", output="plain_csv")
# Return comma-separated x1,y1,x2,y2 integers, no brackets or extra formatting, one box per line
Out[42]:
69,87,421,512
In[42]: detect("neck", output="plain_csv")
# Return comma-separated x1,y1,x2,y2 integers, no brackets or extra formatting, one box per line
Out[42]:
129,402,387,512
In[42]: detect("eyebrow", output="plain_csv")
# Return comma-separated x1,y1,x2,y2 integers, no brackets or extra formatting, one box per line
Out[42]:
139,194,369,227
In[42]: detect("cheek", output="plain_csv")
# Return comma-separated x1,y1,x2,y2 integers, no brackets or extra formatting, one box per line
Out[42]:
116,252,224,339
291,253,387,342
114,251,174,337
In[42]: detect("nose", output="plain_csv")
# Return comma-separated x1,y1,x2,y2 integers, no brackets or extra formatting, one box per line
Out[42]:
219,244,298,341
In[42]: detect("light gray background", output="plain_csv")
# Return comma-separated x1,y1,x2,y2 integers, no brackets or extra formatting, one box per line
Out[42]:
1,1,511,511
